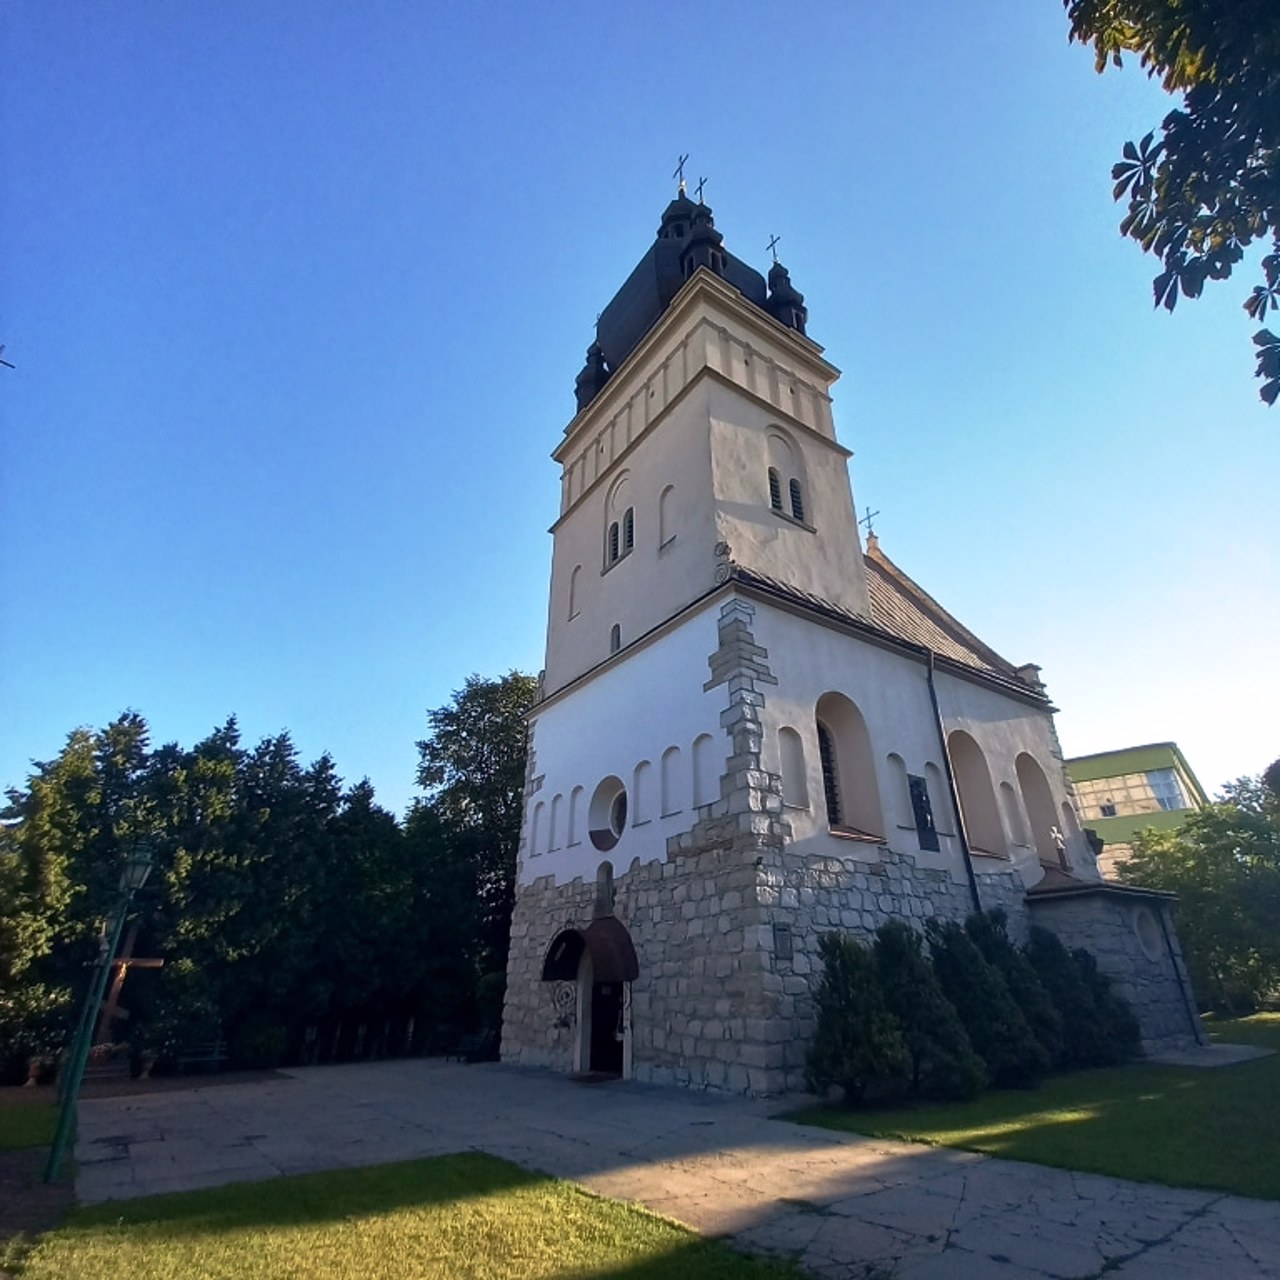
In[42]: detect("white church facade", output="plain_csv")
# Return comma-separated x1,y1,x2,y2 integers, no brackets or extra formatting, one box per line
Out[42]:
500,191,1203,1094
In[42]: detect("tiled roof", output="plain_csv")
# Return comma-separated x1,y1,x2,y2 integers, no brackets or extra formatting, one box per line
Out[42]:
730,537,1040,700
862,537,1020,682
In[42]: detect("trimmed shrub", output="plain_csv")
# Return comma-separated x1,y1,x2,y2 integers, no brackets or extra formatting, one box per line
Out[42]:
805,933,908,1105
927,919,1050,1087
874,921,985,1100
1024,927,1141,1067
965,910,1064,1068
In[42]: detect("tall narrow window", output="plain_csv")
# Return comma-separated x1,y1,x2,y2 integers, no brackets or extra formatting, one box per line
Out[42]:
623,507,634,553
609,623,621,654
768,467,783,510
568,564,581,619
789,478,805,522
816,722,842,826
607,522,620,564
908,775,940,852
659,484,676,545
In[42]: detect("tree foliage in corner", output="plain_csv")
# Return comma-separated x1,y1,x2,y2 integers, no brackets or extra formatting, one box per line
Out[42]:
1119,762,1280,1009
1063,0,1280,403
415,671,538,975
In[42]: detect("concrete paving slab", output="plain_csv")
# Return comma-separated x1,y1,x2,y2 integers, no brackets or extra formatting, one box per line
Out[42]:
73,1059,1280,1278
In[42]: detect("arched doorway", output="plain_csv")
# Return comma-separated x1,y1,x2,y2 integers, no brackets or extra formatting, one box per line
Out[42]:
541,916,639,1077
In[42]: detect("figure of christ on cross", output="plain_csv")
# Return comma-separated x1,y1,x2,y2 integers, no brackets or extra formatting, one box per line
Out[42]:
93,920,164,1044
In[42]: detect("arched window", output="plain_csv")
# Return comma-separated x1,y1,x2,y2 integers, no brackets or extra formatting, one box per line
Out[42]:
768,467,783,510
661,745,684,815
622,507,634,553
529,801,545,857
778,727,809,808
925,762,953,836
567,785,584,846
548,793,563,851
815,693,884,838
1016,752,1060,867
607,522,620,564
789,478,805,522
659,484,676,545
947,731,1007,857
568,565,582,619
692,733,718,807
604,471,632,568
632,760,652,824
609,623,621,654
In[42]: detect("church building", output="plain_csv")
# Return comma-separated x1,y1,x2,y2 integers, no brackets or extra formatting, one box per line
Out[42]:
500,188,1203,1094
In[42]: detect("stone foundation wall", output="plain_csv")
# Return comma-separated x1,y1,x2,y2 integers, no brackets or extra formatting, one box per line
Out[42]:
1027,893,1203,1051
502,838,1031,1096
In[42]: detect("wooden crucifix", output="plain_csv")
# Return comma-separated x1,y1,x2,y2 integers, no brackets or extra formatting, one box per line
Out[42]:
94,920,164,1044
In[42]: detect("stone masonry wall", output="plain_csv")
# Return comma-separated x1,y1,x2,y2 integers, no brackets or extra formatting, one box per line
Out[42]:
1027,894,1204,1051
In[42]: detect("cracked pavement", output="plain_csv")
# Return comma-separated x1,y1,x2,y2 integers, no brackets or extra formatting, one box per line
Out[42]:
76,1059,1280,1278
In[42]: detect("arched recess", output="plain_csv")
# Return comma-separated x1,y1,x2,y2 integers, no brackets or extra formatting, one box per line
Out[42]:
529,800,545,857
925,762,953,834
815,692,884,837
692,733,719,807
1000,780,1028,846
659,484,676,545
568,565,582,619
886,753,913,831
766,427,809,525
947,730,1006,856
632,760,652,824
548,793,563,851
778,727,809,808
567,785,584,846
661,745,684,815
1016,752,1060,866
604,471,633,567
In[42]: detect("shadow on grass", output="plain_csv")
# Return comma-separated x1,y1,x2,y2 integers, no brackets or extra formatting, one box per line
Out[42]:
58,1152,805,1278
786,1020,1280,1200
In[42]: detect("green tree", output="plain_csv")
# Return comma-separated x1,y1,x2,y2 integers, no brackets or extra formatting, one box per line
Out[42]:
805,933,908,1105
927,919,1050,1087
873,921,984,1100
415,672,537,974
1119,766,1280,1008
1063,0,1280,402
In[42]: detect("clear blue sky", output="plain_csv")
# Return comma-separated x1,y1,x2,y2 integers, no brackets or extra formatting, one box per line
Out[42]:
4,1,1277,818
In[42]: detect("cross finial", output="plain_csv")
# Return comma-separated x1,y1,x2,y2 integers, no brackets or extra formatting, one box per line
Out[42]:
673,153,689,192
859,508,881,538
695,175,707,203
766,233,781,263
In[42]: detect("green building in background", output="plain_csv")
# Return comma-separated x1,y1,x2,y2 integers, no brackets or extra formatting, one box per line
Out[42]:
1066,742,1209,879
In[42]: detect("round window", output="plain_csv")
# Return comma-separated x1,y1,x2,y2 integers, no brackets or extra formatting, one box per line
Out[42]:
589,776,627,852
1133,906,1164,962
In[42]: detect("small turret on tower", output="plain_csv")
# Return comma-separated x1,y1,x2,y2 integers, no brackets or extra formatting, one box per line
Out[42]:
680,201,727,280
765,259,808,336
574,341,611,411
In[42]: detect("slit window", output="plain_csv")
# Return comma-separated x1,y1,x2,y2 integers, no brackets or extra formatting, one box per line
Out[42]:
623,507,634,553
609,623,621,654
768,467,782,510
607,521,620,564
817,722,843,826
789,479,805,523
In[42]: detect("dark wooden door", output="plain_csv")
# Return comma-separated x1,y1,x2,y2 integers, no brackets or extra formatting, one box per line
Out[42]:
589,982,624,1075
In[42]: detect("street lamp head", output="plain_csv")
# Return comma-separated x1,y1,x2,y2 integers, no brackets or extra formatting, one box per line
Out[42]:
120,841,154,893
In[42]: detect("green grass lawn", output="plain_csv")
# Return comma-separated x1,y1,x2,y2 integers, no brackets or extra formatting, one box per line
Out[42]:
787,1013,1280,1200
0,1097,57,1150
10,1152,805,1280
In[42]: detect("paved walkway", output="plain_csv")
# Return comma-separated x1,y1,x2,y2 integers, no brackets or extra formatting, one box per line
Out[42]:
77,1060,1279,1279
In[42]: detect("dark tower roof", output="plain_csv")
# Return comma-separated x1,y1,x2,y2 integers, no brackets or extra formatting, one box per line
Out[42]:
579,194,790,413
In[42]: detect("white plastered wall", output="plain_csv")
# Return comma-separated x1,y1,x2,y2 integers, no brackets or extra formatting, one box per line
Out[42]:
520,601,726,889
750,600,1098,887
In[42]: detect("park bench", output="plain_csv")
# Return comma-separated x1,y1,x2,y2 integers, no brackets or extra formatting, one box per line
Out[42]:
175,1036,228,1074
